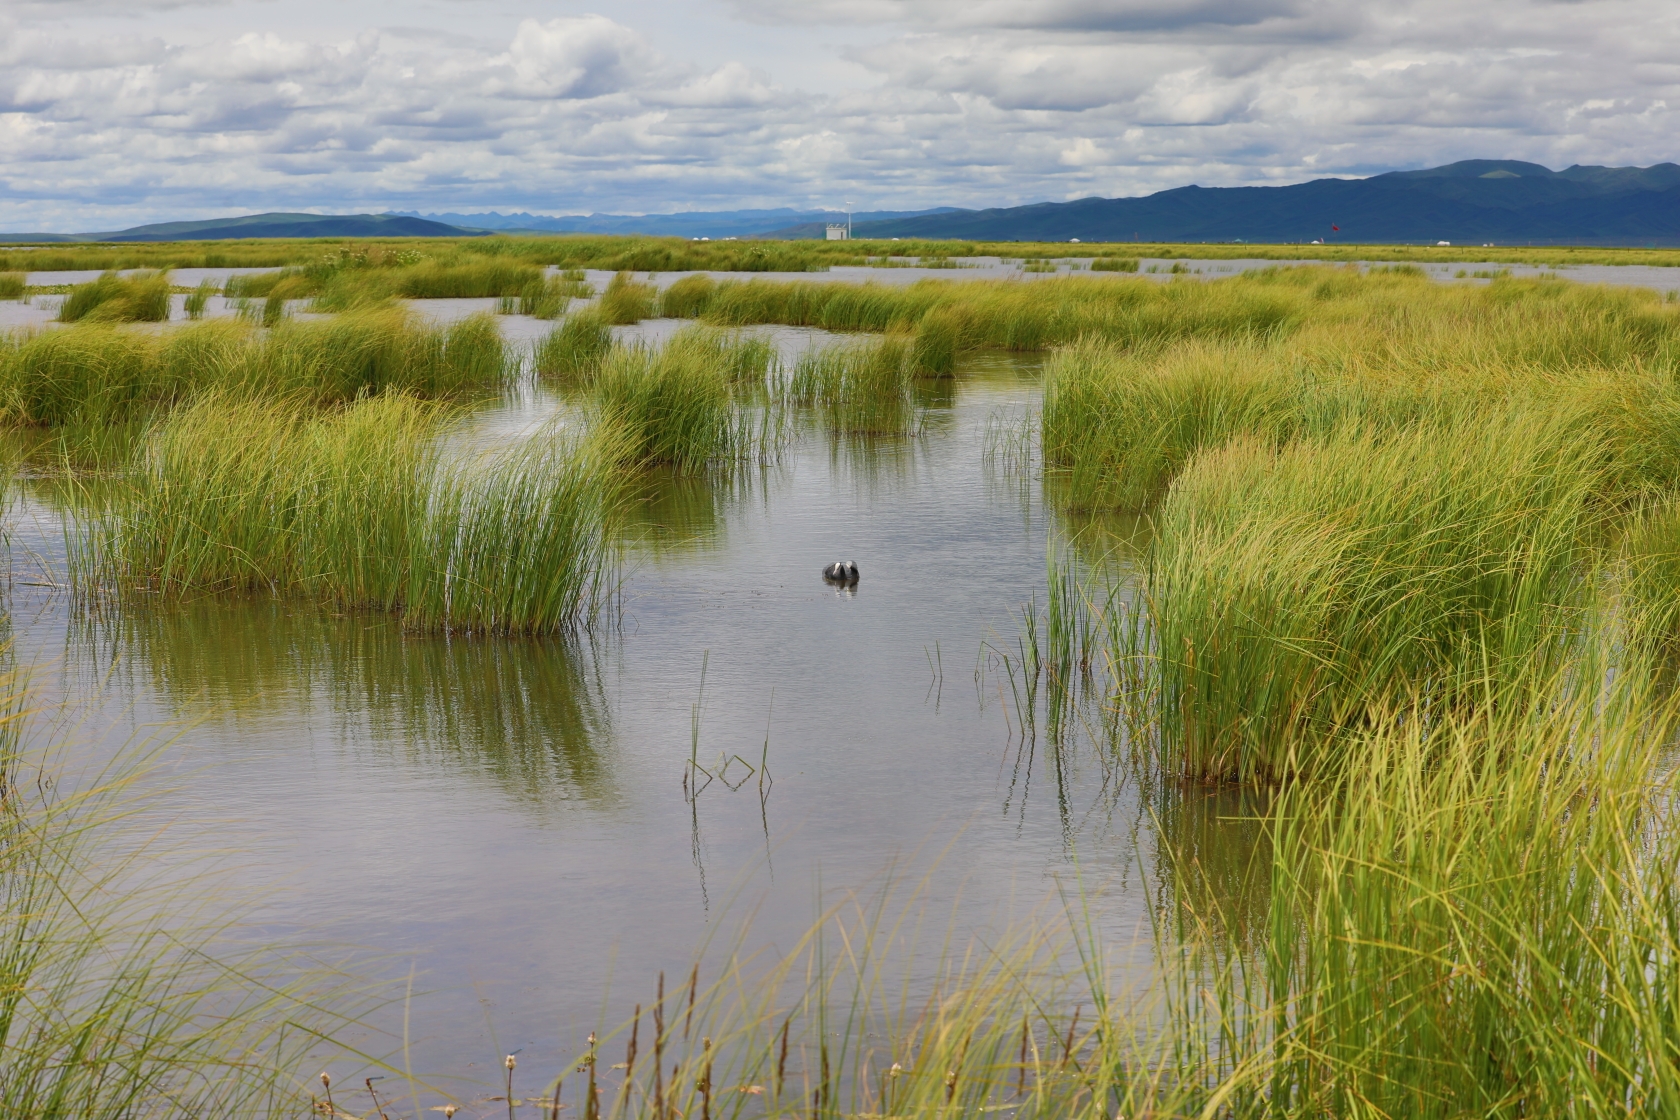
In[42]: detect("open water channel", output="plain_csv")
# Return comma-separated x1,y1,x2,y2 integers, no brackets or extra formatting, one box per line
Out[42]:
0,309,1181,1109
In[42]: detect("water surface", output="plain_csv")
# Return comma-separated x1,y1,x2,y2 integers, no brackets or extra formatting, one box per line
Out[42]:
3,338,1160,1106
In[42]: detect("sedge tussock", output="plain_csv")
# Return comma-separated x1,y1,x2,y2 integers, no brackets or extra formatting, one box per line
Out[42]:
1129,410,1602,782
598,271,658,325
76,394,620,634
59,270,172,323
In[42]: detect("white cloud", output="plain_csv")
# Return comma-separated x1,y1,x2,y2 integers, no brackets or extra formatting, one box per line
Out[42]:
0,0,1677,229
495,16,663,99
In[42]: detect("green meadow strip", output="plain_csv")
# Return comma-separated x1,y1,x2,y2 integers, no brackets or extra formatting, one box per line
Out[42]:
0,308,512,427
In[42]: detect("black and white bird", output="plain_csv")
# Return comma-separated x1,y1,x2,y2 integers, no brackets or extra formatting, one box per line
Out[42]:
822,560,860,583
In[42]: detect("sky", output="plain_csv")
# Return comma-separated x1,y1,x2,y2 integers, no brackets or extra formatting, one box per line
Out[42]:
1,0,1676,229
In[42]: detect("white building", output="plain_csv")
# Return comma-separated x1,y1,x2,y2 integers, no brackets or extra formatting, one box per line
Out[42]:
826,224,849,240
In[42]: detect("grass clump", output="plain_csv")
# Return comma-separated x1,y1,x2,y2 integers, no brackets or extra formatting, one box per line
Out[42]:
0,272,24,300
389,258,541,299
0,326,175,427
1133,410,1600,782
59,271,171,323
597,271,657,324
534,310,614,383
593,329,752,471
1089,256,1139,272
81,394,620,633
234,256,544,312
404,427,624,633
237,310,510,401
787,335,918,434
1142,667,1680,1117
507,272,594,319
907,304,966,375
696,273,1302,351
182,279,216,319
1040,275,1680,510
1042,338,1298,509
656,274,717,318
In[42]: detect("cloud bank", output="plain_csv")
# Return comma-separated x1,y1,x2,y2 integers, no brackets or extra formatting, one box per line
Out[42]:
1,0,1675,228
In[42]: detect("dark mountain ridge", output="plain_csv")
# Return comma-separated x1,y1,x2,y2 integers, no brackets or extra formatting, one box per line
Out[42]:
837,161,1680,245
0,212,481,243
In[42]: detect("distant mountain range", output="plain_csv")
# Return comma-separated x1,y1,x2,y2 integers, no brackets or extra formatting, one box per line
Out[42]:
839,161,1680,245
2,162,1677,244
386,207,958,238
0,212,479,243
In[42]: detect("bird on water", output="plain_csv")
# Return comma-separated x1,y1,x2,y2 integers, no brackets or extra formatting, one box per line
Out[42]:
822,560,859,583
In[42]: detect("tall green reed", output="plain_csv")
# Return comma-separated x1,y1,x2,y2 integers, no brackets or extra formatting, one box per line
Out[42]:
405,424,626,634
507,272,594,319
182,279,216,320
656,274,717,319
593,328,764,471
0,310,511,428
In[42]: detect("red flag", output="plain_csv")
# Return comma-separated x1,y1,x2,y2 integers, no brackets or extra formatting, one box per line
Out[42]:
1332,225,1340,231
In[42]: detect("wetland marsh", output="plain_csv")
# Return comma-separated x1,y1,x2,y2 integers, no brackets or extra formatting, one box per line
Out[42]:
8,247,1680,1117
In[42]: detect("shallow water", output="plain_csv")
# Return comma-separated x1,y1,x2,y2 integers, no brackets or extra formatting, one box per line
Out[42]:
2,340,1164,1104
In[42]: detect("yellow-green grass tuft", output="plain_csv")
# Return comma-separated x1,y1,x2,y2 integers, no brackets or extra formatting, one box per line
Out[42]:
534,310,614,383
597,271,658,324
59,271,171,323
1134,409,1602,782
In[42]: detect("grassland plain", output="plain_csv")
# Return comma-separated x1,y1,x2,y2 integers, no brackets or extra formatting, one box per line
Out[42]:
10,233,1680,276
19,255,1680,1117
0,309,509,430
